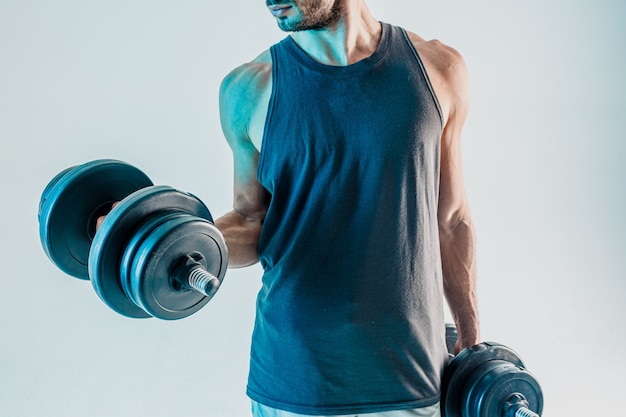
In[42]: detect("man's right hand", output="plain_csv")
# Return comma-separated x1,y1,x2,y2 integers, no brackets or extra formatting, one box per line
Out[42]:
95,201,119,232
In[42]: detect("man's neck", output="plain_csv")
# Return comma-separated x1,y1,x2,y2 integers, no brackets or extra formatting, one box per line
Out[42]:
290,2,381,66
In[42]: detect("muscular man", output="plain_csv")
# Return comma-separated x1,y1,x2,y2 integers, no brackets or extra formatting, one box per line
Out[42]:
215,1,480,416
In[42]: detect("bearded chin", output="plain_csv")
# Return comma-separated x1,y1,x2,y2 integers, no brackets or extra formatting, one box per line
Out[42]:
277,2,342,32
278,17,331,32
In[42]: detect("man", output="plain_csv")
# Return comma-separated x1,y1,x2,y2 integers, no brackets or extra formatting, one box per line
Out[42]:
214,1,480,416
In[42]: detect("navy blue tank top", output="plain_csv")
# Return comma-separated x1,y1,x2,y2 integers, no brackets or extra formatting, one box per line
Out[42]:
249,23,448,414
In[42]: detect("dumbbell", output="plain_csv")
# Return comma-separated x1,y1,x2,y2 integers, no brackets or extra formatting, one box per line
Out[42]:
441,325,544,417
38,159,228,320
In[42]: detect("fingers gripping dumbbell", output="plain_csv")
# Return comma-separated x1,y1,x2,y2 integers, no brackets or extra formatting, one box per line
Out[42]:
442,324,544,417
38,159,228,320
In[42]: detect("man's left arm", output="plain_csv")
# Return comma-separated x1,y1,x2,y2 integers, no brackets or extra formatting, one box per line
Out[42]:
433,44,481,353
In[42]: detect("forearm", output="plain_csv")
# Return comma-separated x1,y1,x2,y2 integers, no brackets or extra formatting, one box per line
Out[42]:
214,210,263,268
440,218,480,350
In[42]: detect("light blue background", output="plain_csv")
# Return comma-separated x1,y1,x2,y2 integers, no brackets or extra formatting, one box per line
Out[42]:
1,1,624,416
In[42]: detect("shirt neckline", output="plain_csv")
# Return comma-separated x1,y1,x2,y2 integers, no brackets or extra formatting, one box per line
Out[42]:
282,22,391,76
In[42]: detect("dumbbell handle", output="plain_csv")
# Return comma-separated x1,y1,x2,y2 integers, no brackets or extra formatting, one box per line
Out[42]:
186,266,220,297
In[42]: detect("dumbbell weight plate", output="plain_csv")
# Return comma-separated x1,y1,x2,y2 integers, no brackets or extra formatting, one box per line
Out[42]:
38,160,153,280
89,186,213,318
463,360,543,417
440,343,526,417
129,214,228,320
119,212,187,302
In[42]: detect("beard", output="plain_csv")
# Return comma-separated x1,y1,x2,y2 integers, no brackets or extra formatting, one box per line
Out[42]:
268,0,344,32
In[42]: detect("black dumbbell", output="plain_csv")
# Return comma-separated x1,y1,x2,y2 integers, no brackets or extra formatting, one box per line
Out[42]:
38,159,228,320
441,327,543,417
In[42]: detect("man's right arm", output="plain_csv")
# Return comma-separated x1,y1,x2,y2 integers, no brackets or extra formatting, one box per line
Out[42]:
214,57,272,268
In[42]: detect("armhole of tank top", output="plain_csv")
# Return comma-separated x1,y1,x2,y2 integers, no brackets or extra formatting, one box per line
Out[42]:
257,46,279,184
400,29,445,132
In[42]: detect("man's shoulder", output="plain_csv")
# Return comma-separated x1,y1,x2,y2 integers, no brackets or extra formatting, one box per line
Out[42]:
220,50,273,101
404,30,466,78
403,30,469,122
219,50,273,149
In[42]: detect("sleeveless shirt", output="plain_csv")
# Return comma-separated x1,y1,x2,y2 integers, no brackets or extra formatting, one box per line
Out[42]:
248,23,448,415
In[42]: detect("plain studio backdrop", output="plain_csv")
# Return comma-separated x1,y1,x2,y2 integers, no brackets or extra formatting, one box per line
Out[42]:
1,1,624,416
